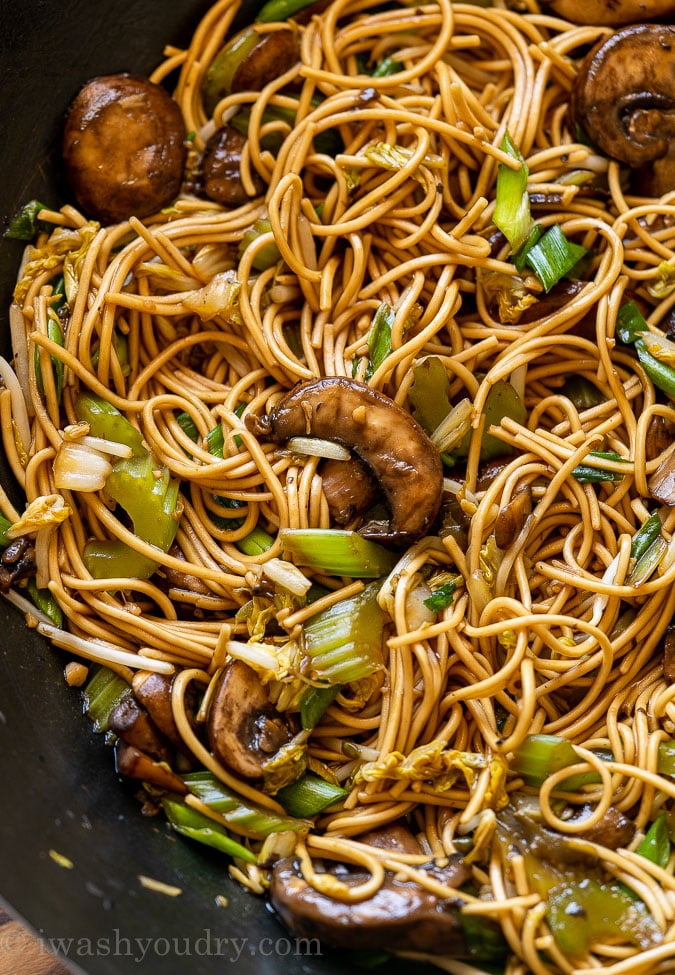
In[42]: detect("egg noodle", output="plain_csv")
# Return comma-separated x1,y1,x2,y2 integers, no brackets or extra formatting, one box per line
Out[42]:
3,0,675,972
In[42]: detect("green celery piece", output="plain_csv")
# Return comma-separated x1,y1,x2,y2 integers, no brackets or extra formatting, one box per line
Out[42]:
5,199,52,240
547,878,660,956
280,528,396,578
511,734,580,788
237,525,275,556
635,337,675,399
202,27,261,115
238,217,281,271
26,579,63,627
636,813,670,869
657,739,675,776
162,798,257,863
300,683,342,730
182,771,309,835
453,380,526,461
560,375,606,410
408,356,453,434
494,132,531,253
276,773,348,817
523,224,587,292
82,665,131,733
74,392,146,457
372,55,404,78
34,311,64,401
304,581,386,683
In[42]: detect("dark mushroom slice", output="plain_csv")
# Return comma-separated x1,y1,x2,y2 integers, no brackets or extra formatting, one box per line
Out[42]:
115,741,188,795
648,447,675,505
662,623,675,681
269,856,472,954
108,695,172,764
357,821,424,855
207,659,294,780
62,73,187,224
202,27,298,116
132,671,197,753
571,25,675,197
494,484,532,550
0,537,36,592
319,455,380,526
200,125,266,206
245,377,444,546
539,0,675,24
567,803,636,849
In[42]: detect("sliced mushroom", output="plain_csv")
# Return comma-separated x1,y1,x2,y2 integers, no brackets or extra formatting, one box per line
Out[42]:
269,856,471,954
207,659,294,781
202,27,298,115
539,0,675,25
130,671,197,754
571,25,675,197
63,73,187,223
646,413,675,461
0,537,36,593
358,822,424,855
494,484,532,550
199,125,266,206
245,377,444,545
108,695,172,764
567,804,636,849
319,456,380,526
115,741,188,795
649,448,675,505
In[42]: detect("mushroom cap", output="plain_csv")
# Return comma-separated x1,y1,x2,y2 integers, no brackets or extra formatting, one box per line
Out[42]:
541,0,675,25
571,24,675,170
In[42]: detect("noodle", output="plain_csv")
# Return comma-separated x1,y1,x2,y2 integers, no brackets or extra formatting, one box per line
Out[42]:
2,0,675,971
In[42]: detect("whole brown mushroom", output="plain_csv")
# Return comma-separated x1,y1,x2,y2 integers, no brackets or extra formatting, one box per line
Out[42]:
63,73,187,224
571,24,675,197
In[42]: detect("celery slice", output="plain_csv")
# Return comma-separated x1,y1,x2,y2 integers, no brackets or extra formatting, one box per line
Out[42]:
82,665,131,733
304,581,386,683
280,528,396,578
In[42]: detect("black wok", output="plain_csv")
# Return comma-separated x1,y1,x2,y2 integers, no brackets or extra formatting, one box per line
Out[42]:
0,5,420,974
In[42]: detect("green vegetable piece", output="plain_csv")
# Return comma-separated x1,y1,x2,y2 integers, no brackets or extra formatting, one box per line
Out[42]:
258,0,317,22
202,27,261,115
238,217,281,271
458,912,509,964
494,132,532,253
511,733,580,788
280,528,397,578
82,665,131,733
631,512,662,561
635,337,675,400
162,798,257,863
513,223,544,272
571,451,628,483
547,878,659,956
371,55,403,78
300,683,342,730
74,392,146,457
408,356,453,434
657,739,675,777
304,581,387,684
454,380,526,461
0,514,12,546
616,300,648,345
276,772,348,817
366,301,394,374
237,525,275,556
636,813,670,869
560,375,606,410
424,579,456,612
523,224,587,293
34,310,64,402
182,770,310,835
26,579,63,627
5,199,52,240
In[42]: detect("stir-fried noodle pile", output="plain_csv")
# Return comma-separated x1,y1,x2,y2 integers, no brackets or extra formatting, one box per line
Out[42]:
3,0,675,972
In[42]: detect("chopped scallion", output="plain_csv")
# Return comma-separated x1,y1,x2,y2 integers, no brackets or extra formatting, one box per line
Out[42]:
522,224,587,293
494,132,532,253
162,798,257,863
280,528,396,578
182,771,309,835
276,773,348,817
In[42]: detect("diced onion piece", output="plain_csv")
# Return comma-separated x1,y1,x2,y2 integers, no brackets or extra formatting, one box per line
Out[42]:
54,441,113,491
64,427,133,458
262,556,312,596
287,437,351,461
184,270,240,322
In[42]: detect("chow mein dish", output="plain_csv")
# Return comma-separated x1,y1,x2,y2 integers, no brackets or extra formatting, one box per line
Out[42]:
2,0,675,971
